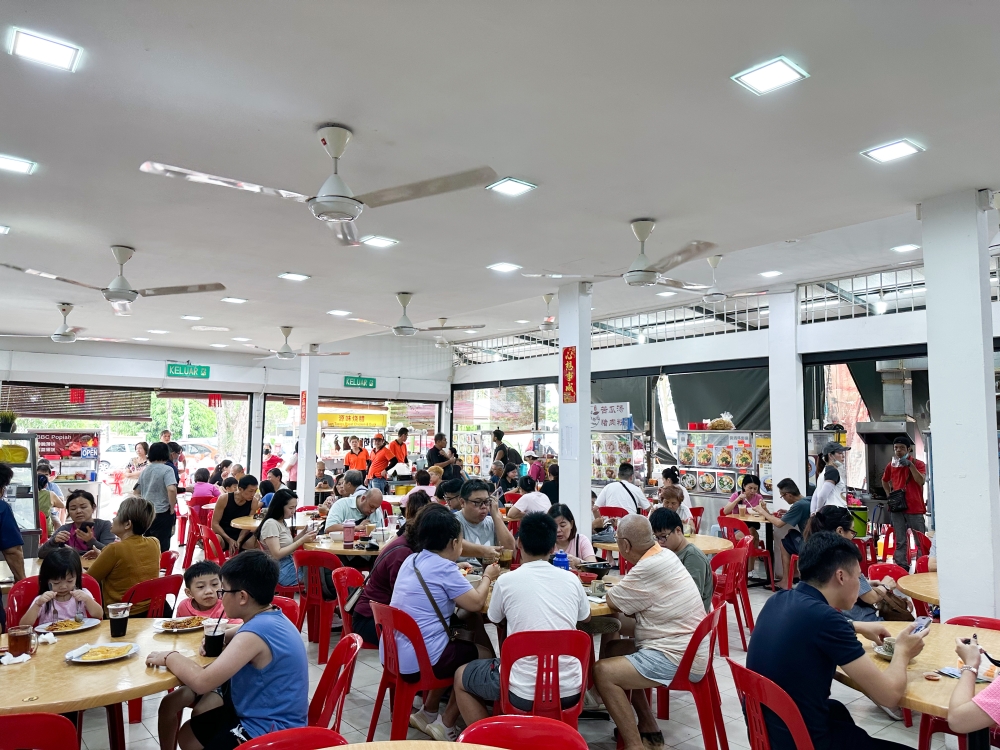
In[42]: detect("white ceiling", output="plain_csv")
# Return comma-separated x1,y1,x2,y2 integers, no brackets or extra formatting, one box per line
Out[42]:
1,1,999,354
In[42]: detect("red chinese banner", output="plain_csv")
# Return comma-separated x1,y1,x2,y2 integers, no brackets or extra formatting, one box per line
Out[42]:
562,346,577,403
207,394,222,408
300,390,307,423
69,388,85,404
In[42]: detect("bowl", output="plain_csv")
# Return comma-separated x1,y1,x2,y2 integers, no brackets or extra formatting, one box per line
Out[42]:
578,561,614,580
578,571,598,585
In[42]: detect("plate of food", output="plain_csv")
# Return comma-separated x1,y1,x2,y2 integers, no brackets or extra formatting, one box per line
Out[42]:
735,448,754,467
715,448,733,467
698,472,717,492
696,448,715,467
35,617,101,635
154,615,207,633
716,474,736,494
65,643,140,664
678,446,695,466
756,447,772,464
680,472,698,491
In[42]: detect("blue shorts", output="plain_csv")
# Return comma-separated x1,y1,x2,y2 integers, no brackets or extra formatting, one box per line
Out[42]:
624,648,702,687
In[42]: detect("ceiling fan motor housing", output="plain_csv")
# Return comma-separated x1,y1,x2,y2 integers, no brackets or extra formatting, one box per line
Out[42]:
308,174,363,222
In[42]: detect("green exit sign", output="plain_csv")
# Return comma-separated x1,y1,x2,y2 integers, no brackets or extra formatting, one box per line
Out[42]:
344,375,376,389
166,363,211,379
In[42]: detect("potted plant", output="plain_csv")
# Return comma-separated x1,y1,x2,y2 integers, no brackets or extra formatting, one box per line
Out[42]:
0,410,17,433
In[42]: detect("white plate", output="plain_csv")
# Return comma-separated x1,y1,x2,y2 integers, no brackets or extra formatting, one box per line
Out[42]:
65,642,140,663
153,617,207,633
35,617,101,635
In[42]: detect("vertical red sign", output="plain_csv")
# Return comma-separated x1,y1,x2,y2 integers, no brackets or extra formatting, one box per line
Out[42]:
562,346,577,403
300,390,307,423
208,394,222,408
69,388,85,404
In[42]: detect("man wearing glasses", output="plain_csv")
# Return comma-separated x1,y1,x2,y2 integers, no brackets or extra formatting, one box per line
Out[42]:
454,479,515,563
755,478,812,586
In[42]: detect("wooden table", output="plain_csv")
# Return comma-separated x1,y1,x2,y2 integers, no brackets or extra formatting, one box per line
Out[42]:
230,512,321,531
305,538,387,557
594,534,734,556
0,619,210,750
834,621,996,749
898,572,939,606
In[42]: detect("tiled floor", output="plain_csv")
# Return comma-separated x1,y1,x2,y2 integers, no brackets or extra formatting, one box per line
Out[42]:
73,580,939,750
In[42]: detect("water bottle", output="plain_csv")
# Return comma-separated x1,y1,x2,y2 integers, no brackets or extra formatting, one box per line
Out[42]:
343,519,355,549
553,549,570,571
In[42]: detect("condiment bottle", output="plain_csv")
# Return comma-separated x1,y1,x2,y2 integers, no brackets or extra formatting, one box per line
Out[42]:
343,519,355,548
552,550,570,571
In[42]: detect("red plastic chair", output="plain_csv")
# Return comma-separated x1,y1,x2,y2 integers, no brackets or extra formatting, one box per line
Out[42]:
598,506,629,519
691,506,705,534
181,514,205,568
330,567,375,649
652,607,729,750
851,538,871,576
39,511,50,543
457,715,589,750
308,633,363,733
368,602,455,741
159,550,179,575
293,549,343,664
175,498,189,549
298,505,320,512
0,712,79,750
239,727,348,750
6,574,103,626
503,491,522,507
710,545,751,656
200,524,229,566
909,529,932,560
719,516,774,592
380,500,393,523
272,595,299,624
727,658,815,750
506,520,521,537
785,554,798,590
498,630,592,727
124,574,183,618
880,524,896,562
914,555,931,575
946,616,1000,629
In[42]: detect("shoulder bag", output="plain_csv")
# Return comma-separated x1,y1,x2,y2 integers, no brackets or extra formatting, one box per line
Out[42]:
413,562,478,643
616,481,641,513
886,488,908,514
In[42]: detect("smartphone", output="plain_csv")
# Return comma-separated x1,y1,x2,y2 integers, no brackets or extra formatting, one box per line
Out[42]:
913,616,933,634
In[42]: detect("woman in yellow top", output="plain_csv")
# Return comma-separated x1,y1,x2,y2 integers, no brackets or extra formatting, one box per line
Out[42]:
86,495,161,615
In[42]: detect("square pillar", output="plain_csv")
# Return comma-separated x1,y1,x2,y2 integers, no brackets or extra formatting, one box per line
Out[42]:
249,392,265,478
296,352,320,503
768,291,807,507
558,282,593,539
923,188,1000,618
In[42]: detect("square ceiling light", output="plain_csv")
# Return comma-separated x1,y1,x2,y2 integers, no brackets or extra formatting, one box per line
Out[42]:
231,337,250,342
147,329,168,334
221,297,247,304
486,177,537,197
10,30,81,71
192,325,229,332
0,155,35,174
278,272,310,281
861,139,924,163
0,226,8,235
327,310,351,316
732,56,808,95
657,291,677,297
892,244,920,253
759,271,783,278
487,262,522,273
180,315,202,321
360,236,398,248
210,343,228,348
132,337,149,341
514,319,530,324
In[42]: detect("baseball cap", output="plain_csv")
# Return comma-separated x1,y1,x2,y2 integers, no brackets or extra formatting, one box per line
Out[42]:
821,441,849,457
373,433,385,440
523,450,538,458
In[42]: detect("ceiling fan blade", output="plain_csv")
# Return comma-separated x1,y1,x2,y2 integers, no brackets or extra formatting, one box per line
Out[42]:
730,290,769,298
355,166,498,209
521,271,587,279
0,333,50,338
421,324,486,331
140,162,308,202
0,262,104,291
138,282,226,297
348,317,392,328
655,277,709,291
253,355,278,360
649,241,719,275
111,300,132,316
298,351,351,356
330,221,361,247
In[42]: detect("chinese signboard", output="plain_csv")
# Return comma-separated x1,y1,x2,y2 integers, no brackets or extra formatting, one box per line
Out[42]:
318,413,387,429
590,402,632,431
300,390,307,423
562,347,577,403
166,363,210,379
33,430,100,460
344,376,376,389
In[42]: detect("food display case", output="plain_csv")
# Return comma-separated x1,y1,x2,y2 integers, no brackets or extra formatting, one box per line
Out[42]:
675,430,771,496
0,433,41,555
31,429,102,511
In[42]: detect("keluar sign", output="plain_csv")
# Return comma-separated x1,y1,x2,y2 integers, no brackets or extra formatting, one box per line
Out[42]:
166,363,210,379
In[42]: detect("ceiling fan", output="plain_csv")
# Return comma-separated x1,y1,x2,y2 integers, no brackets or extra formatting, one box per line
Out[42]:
251,326,351,360
349,294,486,337
538,294,556,332
522,220,715,291
141,125,499,247
0,246,225,317
0,303,83,343
700,255,769,303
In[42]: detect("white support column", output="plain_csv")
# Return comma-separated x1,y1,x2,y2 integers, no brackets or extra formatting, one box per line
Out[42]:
767,291,807,507
558,282,593,539
296,351,320,505
249,392,265,479
923,188,1000,618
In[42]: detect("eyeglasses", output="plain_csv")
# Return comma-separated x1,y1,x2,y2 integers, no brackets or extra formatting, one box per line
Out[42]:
216,588,241,597
465,500,490,509
843,528,857,539
654,533,671,543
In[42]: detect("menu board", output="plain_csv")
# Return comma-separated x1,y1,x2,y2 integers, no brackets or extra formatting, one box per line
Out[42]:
453,431,489,477
676,431,752,470
34,431,100,460
591,432,632,480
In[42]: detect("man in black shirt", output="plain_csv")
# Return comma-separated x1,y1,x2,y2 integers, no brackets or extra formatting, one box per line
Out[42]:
746,532,927,750
425,432,457,480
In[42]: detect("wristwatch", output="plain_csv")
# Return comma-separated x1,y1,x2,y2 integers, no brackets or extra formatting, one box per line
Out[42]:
960,665,978,676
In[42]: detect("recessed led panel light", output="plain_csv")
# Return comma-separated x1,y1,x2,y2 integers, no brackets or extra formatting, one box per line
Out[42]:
486,177,537,197
180,315,203,321
0,155,35,174
861,139,924,163
732,56,808,95
210,343,228,348
759,271,783,278
464,330,478,334
514,319,530,324
326,310,351,316
221,297,247,304
192,325,230,332
657,291,677,297
231,337,251,342
11,30,81,71
360,235,398,248
0,226,8,234
487,262,522,273
278,272,310,281
147,329,168,334
132,337,149,341
892,244,920,253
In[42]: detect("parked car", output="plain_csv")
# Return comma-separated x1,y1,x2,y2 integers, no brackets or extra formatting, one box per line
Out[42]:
100,442,136,471
179,441,219,471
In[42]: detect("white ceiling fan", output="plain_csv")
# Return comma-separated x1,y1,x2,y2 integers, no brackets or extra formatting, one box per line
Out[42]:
0,303,84,343
141,125,499,247
521,220,716,291
700,255,769,303
0,246,225,317
251,326,351,360
538,293,556,332
349,293,487,337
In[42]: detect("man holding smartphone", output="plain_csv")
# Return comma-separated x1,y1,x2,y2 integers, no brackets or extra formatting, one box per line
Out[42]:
881,437,927,567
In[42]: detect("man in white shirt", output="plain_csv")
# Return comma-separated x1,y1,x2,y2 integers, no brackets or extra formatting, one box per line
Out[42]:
324,471,382,532
595,463,650,513
454,511,591,725
810,466,844,514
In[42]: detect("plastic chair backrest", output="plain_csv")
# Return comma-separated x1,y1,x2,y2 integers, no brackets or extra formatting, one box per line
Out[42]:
503,492,522,506
309,633,363,731
200,524,228,566
293,549,343,601
727,659,816,750
370,602,438,680
691,506,705,533
669,606,724,691
710,546,749,604
39,511,49,543
946,616,1000,630
911,530,932,556
718,515,751,542
331,567,365,636
598,507,629,519
0,712,79,750
457,715,589,750
272,596,299,624
160,550,179,575
239,727,348,750
381,500,393,522
914,556,930,574
867,563,908,583
498,630,592,721
506,520,520,536
124,574,184,618
850,539,869,575
7,575,103,626
298,505,320,512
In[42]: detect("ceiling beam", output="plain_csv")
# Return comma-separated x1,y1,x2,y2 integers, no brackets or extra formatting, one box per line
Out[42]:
821,281,876,315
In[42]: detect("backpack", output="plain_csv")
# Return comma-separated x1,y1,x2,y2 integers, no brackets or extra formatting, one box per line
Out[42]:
504,444,523,465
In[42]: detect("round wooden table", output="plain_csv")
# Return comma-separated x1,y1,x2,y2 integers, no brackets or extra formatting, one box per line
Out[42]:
594,534,734,556
897,572,939,606
0,619,210,750
304,538,387,557
230,512,320,531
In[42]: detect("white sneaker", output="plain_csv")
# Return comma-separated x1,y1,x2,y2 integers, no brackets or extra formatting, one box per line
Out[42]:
584,687,606,711
409,710,436,736
426,716,459,742
878,704,905,721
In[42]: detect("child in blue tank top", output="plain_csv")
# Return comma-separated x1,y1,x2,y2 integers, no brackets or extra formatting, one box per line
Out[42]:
147,551,308,750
